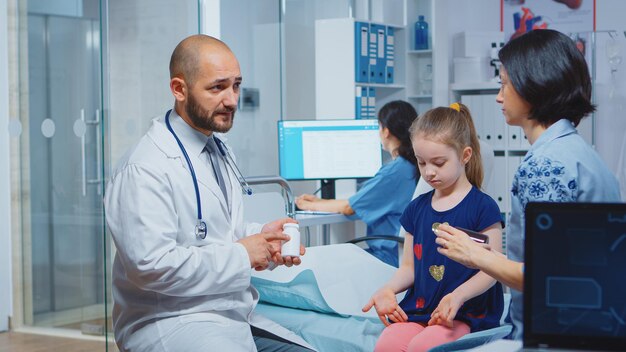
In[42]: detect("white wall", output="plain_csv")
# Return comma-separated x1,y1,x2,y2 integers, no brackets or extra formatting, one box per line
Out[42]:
594,0,626,188
107,0,198,166
218,0,281,178
1,0,12,332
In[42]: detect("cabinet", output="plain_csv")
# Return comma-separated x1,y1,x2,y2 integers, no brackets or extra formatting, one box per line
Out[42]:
315,18,406,119
314,0,436,120
405,0,434,114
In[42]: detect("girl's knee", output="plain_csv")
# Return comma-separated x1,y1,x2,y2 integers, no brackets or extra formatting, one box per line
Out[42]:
406,322,470,352
374,323,424,352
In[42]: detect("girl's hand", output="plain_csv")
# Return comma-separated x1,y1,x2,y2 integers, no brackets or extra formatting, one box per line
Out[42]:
295,194,319,210
362,288,408,326
428,292,464,328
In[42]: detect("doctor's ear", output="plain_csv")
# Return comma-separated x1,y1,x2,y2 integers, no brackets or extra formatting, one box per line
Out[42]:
170,77,188,102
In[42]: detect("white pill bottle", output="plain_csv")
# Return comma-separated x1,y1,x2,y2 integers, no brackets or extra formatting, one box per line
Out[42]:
281,223,301,257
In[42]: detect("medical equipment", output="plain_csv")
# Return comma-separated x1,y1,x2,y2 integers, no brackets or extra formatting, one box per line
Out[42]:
164,109,253,239
277,119,382,181
432,222,490,244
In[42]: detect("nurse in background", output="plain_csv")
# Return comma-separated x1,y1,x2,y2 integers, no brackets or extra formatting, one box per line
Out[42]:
296,100,419,267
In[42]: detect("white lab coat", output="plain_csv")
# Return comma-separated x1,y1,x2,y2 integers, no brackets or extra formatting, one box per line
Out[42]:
104,110,314,351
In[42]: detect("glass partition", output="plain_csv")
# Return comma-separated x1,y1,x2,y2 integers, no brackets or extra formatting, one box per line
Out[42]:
13,1,199,350
21,0,106,331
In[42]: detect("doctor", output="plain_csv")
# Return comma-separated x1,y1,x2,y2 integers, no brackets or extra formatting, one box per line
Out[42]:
104,35,313,351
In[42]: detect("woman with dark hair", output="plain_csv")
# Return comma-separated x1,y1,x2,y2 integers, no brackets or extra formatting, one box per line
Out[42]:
296,100,419,267
432,29,620,340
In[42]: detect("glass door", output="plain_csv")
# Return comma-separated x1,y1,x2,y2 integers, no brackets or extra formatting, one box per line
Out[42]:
14,0,200,349
23,0,106,331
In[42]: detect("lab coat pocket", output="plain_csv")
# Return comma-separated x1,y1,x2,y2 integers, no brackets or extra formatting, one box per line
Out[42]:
177,311,232,327
157,313,235,349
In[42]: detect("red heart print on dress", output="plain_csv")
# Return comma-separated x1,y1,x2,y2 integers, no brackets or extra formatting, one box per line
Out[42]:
414,243,423,260
415,297,425,309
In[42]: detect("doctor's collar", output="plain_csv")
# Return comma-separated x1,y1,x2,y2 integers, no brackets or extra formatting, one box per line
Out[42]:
167,108,208,158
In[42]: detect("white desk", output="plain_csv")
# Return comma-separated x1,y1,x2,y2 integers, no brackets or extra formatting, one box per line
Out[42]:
295,213,352,245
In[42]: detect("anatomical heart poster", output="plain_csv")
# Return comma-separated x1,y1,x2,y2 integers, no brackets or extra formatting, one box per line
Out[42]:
502,0,595,42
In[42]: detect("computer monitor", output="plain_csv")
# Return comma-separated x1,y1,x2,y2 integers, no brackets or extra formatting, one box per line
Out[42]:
278,119,382,181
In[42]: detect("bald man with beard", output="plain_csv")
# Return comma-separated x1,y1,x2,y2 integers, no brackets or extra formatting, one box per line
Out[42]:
105,35,314,352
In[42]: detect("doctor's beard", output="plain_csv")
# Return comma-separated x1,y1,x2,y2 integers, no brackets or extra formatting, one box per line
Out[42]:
185,93,236,133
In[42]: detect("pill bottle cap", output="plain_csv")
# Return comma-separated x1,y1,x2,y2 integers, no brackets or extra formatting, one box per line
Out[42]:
284,223,299,229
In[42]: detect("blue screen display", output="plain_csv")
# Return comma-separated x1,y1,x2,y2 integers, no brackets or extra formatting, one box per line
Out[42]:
526,203,626,341
278,119,382,180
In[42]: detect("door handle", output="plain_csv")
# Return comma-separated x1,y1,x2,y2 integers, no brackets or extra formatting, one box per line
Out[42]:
80,108,103,196
86,109,102,195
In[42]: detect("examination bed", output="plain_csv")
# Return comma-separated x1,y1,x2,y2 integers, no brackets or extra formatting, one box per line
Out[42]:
252,244,512,352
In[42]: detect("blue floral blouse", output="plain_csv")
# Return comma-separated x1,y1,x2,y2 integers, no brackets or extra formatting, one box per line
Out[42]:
507,119,621,340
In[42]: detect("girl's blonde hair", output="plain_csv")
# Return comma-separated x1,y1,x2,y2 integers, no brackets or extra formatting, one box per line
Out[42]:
409,103,483,189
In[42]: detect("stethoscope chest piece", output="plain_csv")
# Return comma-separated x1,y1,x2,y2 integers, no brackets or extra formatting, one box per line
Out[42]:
195,220,207,239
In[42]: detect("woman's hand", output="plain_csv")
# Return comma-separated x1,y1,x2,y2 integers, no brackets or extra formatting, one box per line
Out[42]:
295,194,320,211
434,223,490,269
362,288,408,326
428,292,464,328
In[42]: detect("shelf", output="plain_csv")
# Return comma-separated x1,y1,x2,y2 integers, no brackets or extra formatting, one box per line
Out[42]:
356,83,405,89
407,49,432,55
450,82,500,91
407,94,432,99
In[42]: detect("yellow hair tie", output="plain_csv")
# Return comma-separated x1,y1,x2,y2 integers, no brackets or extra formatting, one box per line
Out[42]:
449,102,461,112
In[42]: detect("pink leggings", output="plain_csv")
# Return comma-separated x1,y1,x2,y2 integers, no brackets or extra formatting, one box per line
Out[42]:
374,321,470,352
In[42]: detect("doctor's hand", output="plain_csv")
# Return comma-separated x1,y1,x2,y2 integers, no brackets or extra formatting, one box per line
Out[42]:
362,287,407,326
261,218,305,267
238,232,290,271
295,194,320,211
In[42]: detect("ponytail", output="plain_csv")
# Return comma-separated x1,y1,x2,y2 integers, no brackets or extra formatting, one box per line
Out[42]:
457,104,483,189
378,100,419,167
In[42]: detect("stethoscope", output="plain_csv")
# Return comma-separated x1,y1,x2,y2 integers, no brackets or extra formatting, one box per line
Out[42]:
165,109,253,239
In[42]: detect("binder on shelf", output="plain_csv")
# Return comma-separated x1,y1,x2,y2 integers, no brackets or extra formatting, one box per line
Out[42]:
385,26,395,84
480,95,495,147
355,86,368,119
367,87,376,118
355,22,370,83
368,23,378,83
493,155,508,213
507,125,521,149
507,155,521,211
468,95,482,142
375,24,386,83
355,86,362,119
486,94,507,148
520,131,530,149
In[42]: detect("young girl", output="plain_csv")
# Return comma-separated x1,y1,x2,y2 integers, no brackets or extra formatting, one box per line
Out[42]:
362,103,504,352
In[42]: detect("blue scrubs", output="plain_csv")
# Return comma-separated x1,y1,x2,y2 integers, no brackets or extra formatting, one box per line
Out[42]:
349,156,417,267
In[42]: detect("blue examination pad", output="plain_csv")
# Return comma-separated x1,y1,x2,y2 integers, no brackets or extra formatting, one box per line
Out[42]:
252,244,398,319
252,270,337,315
256,302,383,352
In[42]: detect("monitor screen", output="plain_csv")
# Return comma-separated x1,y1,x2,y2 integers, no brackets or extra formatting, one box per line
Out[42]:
278,119,382,180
